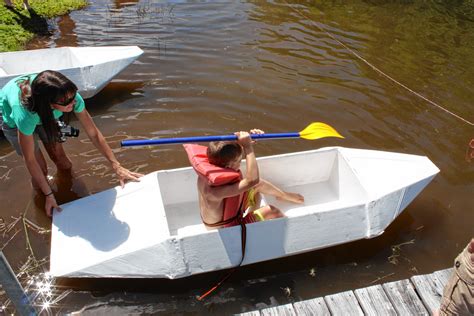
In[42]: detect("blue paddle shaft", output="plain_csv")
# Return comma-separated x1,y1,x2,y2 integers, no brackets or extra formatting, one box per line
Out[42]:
121,132,299,147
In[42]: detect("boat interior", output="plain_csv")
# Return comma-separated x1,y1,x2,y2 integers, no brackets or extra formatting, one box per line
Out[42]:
157,148,368,237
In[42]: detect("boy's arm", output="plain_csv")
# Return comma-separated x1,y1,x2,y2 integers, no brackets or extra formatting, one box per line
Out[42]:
206,132,259,200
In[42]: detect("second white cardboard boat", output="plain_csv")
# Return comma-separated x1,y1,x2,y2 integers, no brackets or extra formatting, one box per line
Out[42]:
0,46,143,99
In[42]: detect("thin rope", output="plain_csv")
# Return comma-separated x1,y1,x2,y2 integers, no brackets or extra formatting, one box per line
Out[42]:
284,1,474,126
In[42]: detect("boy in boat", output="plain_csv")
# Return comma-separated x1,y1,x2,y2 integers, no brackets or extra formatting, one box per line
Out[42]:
184,129,304,229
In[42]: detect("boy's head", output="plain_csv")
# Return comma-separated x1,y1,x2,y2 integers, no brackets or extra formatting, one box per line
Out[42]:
207,141,243,170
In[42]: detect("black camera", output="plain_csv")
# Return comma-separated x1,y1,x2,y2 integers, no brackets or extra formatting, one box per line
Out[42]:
57,120,80,143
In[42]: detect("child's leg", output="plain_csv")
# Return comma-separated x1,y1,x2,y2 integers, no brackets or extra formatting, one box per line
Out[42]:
255,179,304,204
254,205,285,220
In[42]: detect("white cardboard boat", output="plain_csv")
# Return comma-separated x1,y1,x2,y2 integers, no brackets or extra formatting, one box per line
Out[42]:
50,147,439,278
0,46,143,99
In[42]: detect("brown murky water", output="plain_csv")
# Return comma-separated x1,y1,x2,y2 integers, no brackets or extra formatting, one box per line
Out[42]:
1,0,473,314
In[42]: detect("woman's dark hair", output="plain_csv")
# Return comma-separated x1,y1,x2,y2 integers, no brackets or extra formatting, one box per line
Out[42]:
207,141,243,168
19,70,78,143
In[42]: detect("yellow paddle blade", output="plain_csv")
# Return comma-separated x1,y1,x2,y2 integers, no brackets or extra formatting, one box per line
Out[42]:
299,122,344,140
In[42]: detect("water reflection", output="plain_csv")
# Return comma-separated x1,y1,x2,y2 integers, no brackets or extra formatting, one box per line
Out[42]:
466,139,474,162
86,81,145,113
54,14,78,47
112,0,140,9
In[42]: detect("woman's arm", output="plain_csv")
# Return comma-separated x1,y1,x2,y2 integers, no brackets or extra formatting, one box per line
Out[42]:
18,131,60,217
75,109,143,187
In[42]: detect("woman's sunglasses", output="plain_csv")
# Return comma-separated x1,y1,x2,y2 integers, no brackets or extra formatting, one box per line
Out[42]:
54,93,76,106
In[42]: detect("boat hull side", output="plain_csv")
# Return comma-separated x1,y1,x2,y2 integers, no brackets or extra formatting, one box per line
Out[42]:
0,46,143,98
76,57,142,98
177,204,368,278
364,172,438,238
365,189,405,238
396,174,437,218
58,238,188,278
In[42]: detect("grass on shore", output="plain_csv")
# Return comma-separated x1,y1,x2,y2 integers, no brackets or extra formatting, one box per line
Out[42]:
0,0,88,52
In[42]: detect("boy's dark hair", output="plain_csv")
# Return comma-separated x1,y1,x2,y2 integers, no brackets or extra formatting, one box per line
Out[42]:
207,141,243,168
19,70,78,143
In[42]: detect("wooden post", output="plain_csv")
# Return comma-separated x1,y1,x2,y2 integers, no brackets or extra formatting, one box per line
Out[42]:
0,252,36,316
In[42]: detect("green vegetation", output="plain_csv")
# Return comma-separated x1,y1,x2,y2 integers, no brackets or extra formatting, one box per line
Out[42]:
0,0,88,52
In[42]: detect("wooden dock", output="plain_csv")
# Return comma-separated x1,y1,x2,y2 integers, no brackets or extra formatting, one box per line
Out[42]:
238,268,453,316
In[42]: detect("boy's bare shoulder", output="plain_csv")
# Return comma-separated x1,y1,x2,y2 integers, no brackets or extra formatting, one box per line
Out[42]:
197,177,213,196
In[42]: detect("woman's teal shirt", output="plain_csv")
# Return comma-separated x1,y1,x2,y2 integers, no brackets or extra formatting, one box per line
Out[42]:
0,74,85,135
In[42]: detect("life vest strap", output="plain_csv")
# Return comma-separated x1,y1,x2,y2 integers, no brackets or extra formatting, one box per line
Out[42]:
197,195,247,301
201,191,248,228
201,213,239,228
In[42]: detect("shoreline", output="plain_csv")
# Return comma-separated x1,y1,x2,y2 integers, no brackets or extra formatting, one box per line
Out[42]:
0,0,88,52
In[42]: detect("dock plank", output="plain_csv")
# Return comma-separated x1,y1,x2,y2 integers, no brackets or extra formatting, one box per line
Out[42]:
411,268,453,314
324,290,364,316
235,268,452,316
383,279,429,315
354,284,397,315
293,297,330,315
237,311,260,316
260,303,296,316
434,268,453,285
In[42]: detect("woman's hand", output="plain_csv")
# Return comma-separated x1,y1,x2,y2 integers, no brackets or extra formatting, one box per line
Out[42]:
45,194,62,217
112,162,144,188
76,110,145,188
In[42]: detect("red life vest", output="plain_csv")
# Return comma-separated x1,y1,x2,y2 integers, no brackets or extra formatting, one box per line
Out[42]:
183,144,248,227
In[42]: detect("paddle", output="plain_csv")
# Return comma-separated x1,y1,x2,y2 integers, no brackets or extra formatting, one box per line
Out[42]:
120,122,344,147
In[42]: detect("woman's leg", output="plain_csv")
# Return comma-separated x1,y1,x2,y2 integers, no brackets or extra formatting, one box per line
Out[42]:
2,124,49,189
36,124,73,171
254,179,304,204
53,168,89,203
34,148,48,176
43,142,73,171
